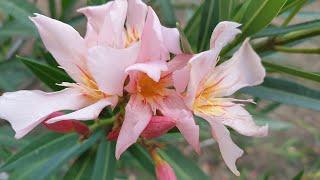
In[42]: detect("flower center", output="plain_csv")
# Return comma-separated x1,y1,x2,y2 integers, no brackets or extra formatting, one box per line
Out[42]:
125,28,140,48
80,74,105,101
136,73,166,98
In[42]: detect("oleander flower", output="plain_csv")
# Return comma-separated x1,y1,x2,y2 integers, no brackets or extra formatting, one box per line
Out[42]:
115,6,199,159
173,21,268,176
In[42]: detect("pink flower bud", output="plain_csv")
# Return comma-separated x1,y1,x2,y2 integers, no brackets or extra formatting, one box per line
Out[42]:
141,116,176,139
152,150,177,180
107,128,120,141
42,112,90,137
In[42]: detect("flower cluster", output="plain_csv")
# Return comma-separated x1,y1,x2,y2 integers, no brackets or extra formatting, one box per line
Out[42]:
0,0,268,177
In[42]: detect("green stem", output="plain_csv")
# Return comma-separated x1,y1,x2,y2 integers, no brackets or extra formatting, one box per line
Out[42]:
90,116,116,131
274,46,320,54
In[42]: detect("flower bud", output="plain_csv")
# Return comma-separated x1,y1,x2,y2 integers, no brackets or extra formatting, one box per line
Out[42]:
152,150,177,180
141,116,175,139
42,112,90,137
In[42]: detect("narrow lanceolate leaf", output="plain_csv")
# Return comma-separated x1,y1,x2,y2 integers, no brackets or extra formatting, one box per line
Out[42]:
63,149,96,180
263,61,320,83
219,0,235,21
157,0,177,27
0,0,40,28
254,19,320,38
240,77,320,111
222,0,288,56
184,4,203,51
0,133,66,171
13,131,104,180
92,140,116,180
197,0,220,51
60,0,78,20
177,23,193,54
18,56,73,91
128,145,155,175
158,145,210,180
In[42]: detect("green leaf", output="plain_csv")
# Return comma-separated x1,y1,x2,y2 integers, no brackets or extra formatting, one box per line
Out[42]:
176,23,193,54
197,0,219,51
157,0,177,27
0,133,63,171
61,0,78,20
87,0,109,5
158,145,210,180
222,0,288,56
49,0,57,19
0,0,39,28
240,0,288,36
18,56,73,91
0,59,34,91
232,0,252,22
92,140,116,180
184,4,202,51
63,149,96,180
14,131,103,180
0,22,38,38
292,170,304,180
0,126,29,148
263,61,320,83
219,0,235,21
254,19,320,38
240,77,320,111
128,144,155,175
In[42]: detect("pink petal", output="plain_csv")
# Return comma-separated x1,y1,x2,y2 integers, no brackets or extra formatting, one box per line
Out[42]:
185,50,218,108
197,113,243,176
84,23,99,48
169,54,193,93
138,7,169,62
159,93,200,153
126,60,168,82
206,39,266,97
126,0,148,35
0,88,90,138
87,43,140,96
162,26,182,54
215,103,268,137
116,95,153,159
78,2,112,34
30,14,87,82
46,97,117,123
210,21,241,51
98,0,128,48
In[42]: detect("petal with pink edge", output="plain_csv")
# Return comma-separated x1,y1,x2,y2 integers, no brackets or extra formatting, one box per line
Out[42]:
30,14,87,82
126,0,148,35
87,42,140,96
206,39,266,97
162,26,182,54
46,97,118,123
214,103,268,137
185,50,218,108
159,93,200,153
0,88,90,139
78,2,112,33
197,112,243,176
98,0,128,48
210,21,241,51
115,95,152,159
138,7,169,62
126,60,168,82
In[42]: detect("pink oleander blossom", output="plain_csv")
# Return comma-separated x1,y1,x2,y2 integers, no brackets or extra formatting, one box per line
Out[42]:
173,21,268,176
114,4,199,159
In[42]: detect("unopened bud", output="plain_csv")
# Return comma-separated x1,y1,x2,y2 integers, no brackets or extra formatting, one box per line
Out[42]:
141,116,175,139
